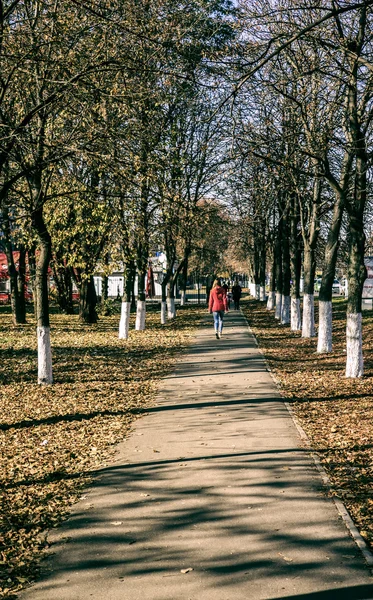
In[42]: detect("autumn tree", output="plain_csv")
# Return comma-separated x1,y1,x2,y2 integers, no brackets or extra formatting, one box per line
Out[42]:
231,0,373,380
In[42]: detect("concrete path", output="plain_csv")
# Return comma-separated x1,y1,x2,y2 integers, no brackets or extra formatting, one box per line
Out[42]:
20,311,373,600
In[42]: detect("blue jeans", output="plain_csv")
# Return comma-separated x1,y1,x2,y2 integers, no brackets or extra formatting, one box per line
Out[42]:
213,310,224,333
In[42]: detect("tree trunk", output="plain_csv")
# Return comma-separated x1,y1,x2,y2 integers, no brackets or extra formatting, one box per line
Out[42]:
135,235,148,330
345,212,367,376
161,272,171,325
253,230,260,300
167,291,176,320
135,269,146,330
31,206,53,385
52,261,74,314
28,245,37,317
99,252,110,314
344,11,368,377
267,247,276,310
102,275,108,302
297,168,321,337
274,220,283,320
290,198,302,331
119,261,135,340
161,296,167,324
259,219,267,301
3,205,26,324
99,274,109,315
317,193,344,352
180,248,190,306
17,245,27,321
259,250,266,301
302,244,316,337
168,258,186,319
79,276,98,323
281,213,291,325
290,248,302,331
166,256,177,320
130,274,136,311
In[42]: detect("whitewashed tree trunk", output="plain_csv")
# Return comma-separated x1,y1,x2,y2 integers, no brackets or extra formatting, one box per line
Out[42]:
302,293,315,337
37,326,53,385
260,286,266,301
135,300,146,330
275,292,282,320
180,290,186,306
267,291,275,310
317,301,332,353
167,297,176,319
291,298,301,331
281,295,290,324
118,301,131,339
255,284,260,300
161,301,167,324
346,313,363,377
32,204,53,385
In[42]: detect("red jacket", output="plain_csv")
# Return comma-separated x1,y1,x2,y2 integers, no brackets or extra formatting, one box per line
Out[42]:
209,286,228,312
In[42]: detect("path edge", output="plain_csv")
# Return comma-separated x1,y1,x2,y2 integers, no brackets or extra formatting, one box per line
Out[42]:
240,308,373,570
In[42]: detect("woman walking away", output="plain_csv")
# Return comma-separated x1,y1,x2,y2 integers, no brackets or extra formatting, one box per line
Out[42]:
209,278,228,339
232,279,242,310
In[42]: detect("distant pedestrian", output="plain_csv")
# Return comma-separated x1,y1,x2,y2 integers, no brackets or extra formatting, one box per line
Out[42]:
222,281,230,308
231,280,242,310
208,278,228,339
227,290,232,309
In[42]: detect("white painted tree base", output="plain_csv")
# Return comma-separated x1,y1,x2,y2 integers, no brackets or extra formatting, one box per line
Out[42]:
180,290,186,306
260,286,266,301
135,300,146,330
302,294,315,337
118,301,131,339
275,292,282,320
291,298,301,331
267,292,276,310
317,301,332,353
346,313,363,377
37,326,53,385
281,295,290,324
167,298,176,319
267,291,275,310
255,284,260,300
161,301,167,325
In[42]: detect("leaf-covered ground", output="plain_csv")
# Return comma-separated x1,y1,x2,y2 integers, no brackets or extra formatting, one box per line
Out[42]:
242,297,373,557
0,304,204,599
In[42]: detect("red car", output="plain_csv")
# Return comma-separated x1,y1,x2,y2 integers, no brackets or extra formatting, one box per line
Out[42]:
0,291,10,304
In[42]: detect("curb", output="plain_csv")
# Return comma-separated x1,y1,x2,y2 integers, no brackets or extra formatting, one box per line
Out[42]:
240,307,373,570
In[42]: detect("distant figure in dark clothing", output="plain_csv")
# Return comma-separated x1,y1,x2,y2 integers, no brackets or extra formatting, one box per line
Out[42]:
222,282,230,308
231,280,242,310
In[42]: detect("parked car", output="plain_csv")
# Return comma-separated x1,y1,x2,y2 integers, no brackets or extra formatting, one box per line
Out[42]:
0,291,10,304
332,279,344,295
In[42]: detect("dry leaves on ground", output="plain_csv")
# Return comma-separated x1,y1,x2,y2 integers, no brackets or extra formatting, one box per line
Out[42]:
242,298,373,554
0,304,204,598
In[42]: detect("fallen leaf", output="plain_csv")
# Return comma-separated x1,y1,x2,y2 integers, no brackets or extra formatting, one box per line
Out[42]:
180,568,193,574
278,553,293,563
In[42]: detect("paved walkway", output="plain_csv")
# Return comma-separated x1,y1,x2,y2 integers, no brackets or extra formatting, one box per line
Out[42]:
20,311,373,600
